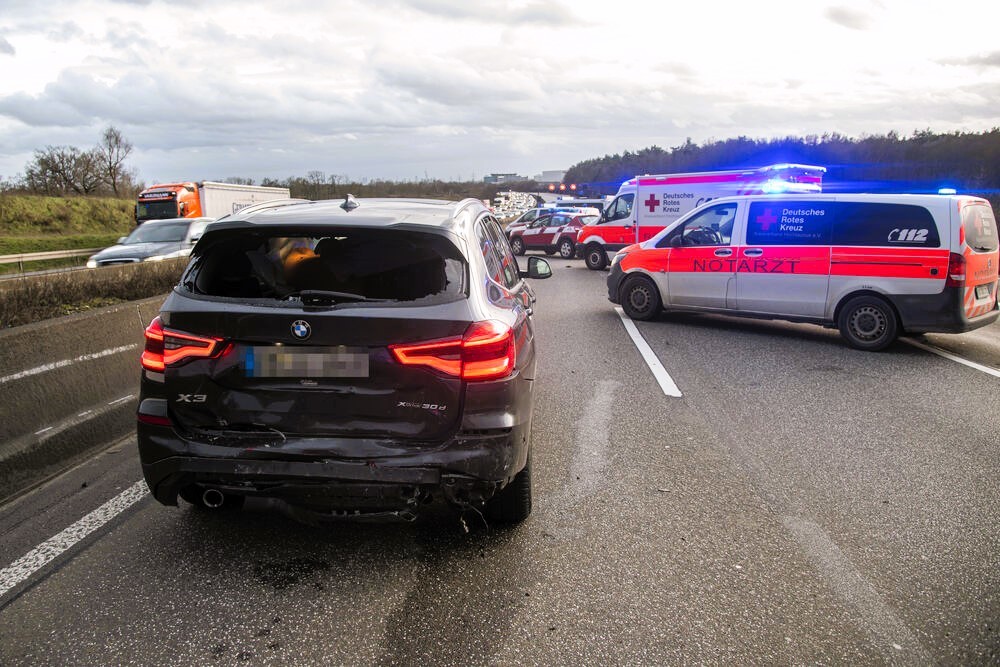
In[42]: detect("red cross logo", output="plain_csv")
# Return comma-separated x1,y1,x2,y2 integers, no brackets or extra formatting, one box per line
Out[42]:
756,208,777,231
644,194,660,213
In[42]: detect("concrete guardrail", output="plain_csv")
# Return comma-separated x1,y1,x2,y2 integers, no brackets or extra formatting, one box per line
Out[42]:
0,295,165,502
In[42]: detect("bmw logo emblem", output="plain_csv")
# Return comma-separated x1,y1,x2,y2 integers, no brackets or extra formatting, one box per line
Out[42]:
291,320,311,340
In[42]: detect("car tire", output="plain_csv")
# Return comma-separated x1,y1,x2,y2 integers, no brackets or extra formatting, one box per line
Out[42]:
837,295,899,351
510,237,525,256
486,453,532,524
558,238,575,259
620,275,661,321
584,244,608,270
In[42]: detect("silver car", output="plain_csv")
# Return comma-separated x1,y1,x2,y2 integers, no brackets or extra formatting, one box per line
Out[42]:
87,217,212,268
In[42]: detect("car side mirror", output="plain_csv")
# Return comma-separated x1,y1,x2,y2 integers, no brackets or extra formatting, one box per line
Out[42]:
669,235,683,248
522,256,552,279
189,235,201,244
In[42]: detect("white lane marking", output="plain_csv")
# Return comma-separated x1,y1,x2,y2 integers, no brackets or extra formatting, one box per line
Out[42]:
0,344,139,385
34,427,53,435
107,394,134,406
902,338,1000,379
783,516,932,663
77,411,92,417
615,307,682,397
0,481,148,598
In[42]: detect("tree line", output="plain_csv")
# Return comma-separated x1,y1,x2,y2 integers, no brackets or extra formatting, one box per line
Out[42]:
2,126,140,197
564,129,1000,203
4,127,997,205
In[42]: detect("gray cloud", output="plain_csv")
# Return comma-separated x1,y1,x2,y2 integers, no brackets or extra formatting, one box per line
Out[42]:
940,51,1000,68
0,36,14,56
824,6,872,31
398,0,587,26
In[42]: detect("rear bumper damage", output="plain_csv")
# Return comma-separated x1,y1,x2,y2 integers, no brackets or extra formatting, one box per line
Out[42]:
138,421,528,517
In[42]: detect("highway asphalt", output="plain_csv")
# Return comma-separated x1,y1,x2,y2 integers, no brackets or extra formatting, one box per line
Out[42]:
1,258,997,665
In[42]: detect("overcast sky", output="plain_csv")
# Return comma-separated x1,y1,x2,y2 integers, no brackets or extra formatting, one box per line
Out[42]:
1,0,998,184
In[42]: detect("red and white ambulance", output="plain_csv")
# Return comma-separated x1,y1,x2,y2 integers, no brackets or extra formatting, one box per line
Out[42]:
578,164,826,269
607,193,999,350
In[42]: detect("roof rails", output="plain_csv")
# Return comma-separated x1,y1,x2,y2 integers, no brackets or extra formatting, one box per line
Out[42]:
214,198,311,221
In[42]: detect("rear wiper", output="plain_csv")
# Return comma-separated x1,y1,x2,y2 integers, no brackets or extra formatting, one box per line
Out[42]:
283,289,385,305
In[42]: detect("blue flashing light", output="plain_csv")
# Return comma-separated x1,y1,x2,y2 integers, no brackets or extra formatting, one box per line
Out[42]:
937,188,957,195
761,179,789,194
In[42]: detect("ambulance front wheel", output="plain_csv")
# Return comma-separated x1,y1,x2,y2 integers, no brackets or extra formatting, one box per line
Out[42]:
585,244,608,270
838,295,899,351
620,275,661,321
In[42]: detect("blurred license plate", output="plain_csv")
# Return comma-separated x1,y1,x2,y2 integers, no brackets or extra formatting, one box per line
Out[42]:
975,284,990,299
247,346,369,378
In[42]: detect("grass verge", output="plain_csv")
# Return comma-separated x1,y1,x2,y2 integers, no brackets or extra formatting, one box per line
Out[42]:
0,194,135,236
0,259,186,328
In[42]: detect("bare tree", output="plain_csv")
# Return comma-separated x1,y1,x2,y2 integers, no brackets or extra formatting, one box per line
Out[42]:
97,126,133,196
24,146,103,195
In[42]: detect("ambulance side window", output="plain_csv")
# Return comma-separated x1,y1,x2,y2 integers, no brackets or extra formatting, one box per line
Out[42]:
746,201,832,245
604,194,634,223
832,203,940,247
657,203,736,247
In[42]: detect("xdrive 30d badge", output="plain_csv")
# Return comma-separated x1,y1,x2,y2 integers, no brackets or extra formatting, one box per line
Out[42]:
137,196,552,523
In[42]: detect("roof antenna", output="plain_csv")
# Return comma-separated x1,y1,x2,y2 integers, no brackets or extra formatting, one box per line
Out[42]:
341,194,359,211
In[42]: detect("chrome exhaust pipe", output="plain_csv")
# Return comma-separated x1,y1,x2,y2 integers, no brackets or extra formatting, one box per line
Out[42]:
202,488,225,509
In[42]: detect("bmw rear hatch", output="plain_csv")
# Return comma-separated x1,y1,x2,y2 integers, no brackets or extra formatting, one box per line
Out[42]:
145,225,486,442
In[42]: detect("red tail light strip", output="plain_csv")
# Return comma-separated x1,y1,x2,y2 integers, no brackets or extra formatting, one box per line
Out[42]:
390,320,515,382
141,317,226,372
946,252,966,287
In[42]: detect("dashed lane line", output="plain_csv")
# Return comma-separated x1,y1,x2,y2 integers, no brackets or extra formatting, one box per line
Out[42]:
0,344,139,386
0,480,148,599
615,307,682,397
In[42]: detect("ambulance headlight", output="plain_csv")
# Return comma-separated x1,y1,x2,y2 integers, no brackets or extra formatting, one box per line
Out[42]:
611,251,627,269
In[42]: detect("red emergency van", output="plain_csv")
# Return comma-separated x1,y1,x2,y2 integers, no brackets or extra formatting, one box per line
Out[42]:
579,164,826,270
607,193,999,350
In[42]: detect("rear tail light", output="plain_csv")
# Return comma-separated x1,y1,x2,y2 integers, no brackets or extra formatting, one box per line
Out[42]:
141,316,227,372
390,320,515,382
945,252,966,287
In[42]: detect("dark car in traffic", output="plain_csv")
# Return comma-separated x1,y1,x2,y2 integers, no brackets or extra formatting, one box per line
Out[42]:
137,197,551,524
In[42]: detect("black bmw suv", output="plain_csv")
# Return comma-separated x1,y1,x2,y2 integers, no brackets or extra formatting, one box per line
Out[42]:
137,197,551,523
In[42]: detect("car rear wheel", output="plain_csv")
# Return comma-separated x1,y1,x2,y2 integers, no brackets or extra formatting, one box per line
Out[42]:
509,236,525,256
558,238,575,259
485,453,532,524
620,275,661,320
838,295,899,351
584,244,607,270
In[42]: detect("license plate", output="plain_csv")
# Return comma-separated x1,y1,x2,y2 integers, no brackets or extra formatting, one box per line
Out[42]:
975,284,990,300
246,346,369,378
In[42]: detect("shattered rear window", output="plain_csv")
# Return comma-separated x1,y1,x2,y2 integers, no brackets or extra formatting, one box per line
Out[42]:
183,227,467,304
